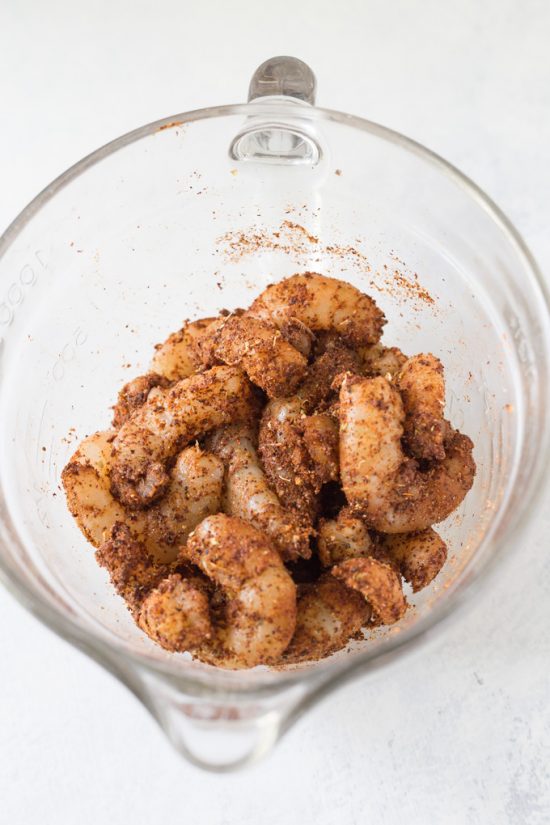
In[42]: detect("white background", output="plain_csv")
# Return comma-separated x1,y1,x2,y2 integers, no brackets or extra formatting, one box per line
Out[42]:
1,1,549,823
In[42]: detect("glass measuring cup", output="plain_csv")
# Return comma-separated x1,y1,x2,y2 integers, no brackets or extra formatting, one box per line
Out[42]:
0,56,549,771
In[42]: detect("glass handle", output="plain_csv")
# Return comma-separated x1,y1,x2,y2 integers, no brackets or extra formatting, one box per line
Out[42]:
229,56,322,166
247,56,317,104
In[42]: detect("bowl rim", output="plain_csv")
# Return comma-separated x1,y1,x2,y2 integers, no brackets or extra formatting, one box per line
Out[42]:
1,100,549,697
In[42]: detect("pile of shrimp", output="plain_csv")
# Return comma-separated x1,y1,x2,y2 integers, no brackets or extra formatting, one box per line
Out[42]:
62,272,475,669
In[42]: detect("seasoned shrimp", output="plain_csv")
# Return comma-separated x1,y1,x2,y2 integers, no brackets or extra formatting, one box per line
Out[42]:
302,413,339,484
139,574,212,652
279,317,315,358
110,366,257,508
100,515,295,666
358,348,449,460
184,515,297,668
208,424,311,561
382,528,448,592
63,435,224,563
318,508,374,567
112,373,171,428
259,396,318,519
339,374,475,533
145,445,224,563
205,313,307,398
249,272,385,347
63,268,476,668
282,574,371,664
317,508,399,576
258,338,359,517
96,523,212,652
96,521,167,612
332,557,407,625
359,343,407,379
396,354,450,461
150,317,220,380
299,335,361,412
62,431,143,547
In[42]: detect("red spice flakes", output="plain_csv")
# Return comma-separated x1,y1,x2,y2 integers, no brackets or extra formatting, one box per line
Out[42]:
216,221,435,309
157,120,184,131
389,269,434,305
281,220,319,244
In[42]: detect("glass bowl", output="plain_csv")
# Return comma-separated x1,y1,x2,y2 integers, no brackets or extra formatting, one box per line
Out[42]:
1,57,549,771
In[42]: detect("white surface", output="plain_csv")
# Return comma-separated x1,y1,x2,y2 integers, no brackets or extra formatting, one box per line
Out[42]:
1,1,549,822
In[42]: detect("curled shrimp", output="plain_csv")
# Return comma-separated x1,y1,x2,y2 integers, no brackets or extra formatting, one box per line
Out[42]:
110,365,257,508
396,354,450,461
279,317,315,357
258,338,359,518
317,508,401,615
204,313,307,398
259,396,318,519
96,522,212,652
300,334,362,412
62,431,137,547
139,574,213,652
282,573,371,664
339,374,475,533
145,445,224,562
382,527,448,592
208,424,311,561
112,373,171,428
184,515,297,668
98,515,296,667
359,343,407,379
302,413,339,485
318,507,374,567
332,557,407,625
249,272,385,347
96,521,168,613
358,348,448,460
150,317,220,380
63,434,224,563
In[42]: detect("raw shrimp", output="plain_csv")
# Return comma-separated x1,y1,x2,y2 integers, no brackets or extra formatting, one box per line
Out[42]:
95,521,167,612
96,523,212,652
302,413,339,485
317,508,399,581
382,528,448,592
279,317,315,357
139,574,212,652
282,574,371,664
300,334,361,412
318,508,374,567
63,435,224,563
208,424,311,561
357,348,448,460
62,431,143,547
258,338,359,517
396,354,450,461
205,313,307,398
259,396,318,519
359,343,407,378
339,374,475,533
145,445,224,563
184,515,297,668
332,557,407,625
112,373,171,428
110,366,257,508
249,272,385,347
150,317,220,380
